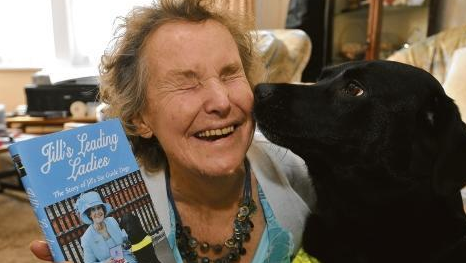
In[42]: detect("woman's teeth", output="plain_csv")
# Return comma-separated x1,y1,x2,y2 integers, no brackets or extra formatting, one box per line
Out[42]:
196,126,235,138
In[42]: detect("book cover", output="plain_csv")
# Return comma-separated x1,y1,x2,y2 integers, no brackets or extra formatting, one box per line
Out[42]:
9,119,175,263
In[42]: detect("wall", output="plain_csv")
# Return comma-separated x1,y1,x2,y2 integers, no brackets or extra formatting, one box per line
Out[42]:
0,69,39,112
255,0,290,29
0,0,289,115
0,0,290,115
435,0,466,32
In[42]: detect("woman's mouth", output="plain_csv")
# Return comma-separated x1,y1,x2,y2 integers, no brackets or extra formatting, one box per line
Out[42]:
195,125,236,141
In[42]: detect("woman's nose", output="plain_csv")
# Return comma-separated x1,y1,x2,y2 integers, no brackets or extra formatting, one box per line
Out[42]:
203,79,231,117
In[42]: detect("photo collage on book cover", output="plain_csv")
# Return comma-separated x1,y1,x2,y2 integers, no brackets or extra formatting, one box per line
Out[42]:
44,170,164,263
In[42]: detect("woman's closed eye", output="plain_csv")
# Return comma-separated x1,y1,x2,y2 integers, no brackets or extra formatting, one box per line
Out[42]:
178,81,200,90
220,63,245,83
221,73,243,83
161,70,201,91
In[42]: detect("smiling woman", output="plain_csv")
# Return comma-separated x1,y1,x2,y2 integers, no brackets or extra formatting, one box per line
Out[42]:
133,19,255,179
75,191,137,263
30,1,315,262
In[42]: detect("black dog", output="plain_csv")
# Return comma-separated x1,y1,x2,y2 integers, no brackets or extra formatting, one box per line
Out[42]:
120,213,161,263
253,60,466,263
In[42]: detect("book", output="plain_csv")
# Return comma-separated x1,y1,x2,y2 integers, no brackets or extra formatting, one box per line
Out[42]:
9,119,175,263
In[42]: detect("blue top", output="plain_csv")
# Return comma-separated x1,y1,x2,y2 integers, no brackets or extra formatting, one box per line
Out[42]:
167,184,294,263
80,217,136,263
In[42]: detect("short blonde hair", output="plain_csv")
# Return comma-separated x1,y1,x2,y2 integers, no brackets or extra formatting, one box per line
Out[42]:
99,0,261,171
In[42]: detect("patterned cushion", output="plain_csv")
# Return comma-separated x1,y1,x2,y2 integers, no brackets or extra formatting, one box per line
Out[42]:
255,29,312,83
444,47,466,122
387,25,466,84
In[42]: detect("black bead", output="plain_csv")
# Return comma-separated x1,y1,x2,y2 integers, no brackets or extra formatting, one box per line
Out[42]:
239,247,246,255
188,237,198,248
244,223,251,233
228,251,239,261
188,250,197,260
201,257,210,263
183,226,192,235
200,242,210,253
212,244,223,254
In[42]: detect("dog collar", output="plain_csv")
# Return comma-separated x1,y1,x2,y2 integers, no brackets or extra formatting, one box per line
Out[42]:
130,235,152,252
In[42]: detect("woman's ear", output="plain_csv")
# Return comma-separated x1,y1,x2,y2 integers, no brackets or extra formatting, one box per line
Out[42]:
132,114,154,139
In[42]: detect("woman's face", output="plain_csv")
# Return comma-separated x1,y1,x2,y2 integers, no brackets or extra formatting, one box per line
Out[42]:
135,19,254,177
89,205,105,224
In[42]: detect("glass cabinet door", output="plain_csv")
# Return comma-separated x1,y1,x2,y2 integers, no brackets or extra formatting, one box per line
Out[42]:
327,0,434,65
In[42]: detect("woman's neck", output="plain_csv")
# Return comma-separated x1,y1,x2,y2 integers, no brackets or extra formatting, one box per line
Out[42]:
93,221,105,231
168,162,245,210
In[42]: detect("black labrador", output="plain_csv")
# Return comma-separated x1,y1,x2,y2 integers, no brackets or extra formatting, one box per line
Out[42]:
253,60,466,263
120,213,161,263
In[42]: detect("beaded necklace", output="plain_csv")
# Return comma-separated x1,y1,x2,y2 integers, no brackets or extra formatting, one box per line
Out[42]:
165,159,257,263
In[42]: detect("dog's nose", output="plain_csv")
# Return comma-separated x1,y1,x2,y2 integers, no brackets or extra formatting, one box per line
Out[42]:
254,84,276,101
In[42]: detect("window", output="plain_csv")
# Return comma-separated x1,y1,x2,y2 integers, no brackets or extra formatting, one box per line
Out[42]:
0,0,283,69
0,0,54,68
68,0,153,67
0,0,153,69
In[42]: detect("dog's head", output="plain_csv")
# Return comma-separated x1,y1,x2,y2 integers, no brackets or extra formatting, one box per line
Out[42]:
254,60,466,196
119,213,147,243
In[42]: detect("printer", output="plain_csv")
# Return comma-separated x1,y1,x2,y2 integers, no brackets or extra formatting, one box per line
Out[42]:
25,76,99,118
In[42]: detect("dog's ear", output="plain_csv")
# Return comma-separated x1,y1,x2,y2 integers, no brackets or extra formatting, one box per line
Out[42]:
431,95,466,196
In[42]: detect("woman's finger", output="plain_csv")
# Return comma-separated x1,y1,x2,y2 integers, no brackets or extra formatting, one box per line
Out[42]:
30,240,72,263
29,240,54,261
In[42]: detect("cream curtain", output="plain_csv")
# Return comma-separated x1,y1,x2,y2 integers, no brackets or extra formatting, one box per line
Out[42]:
223,0,255,18
212,0,255,21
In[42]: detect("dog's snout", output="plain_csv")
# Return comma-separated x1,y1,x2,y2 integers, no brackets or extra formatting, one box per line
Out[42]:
254,84,276,102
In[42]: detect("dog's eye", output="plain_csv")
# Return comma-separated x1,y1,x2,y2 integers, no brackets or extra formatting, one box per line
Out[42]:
344,82,364,97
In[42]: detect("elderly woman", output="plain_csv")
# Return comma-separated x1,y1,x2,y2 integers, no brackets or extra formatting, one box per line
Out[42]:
75,191,136,263
31,0,314,262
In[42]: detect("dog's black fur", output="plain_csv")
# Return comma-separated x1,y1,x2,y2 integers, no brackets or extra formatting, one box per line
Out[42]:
119,213,161,263
253,60,466,263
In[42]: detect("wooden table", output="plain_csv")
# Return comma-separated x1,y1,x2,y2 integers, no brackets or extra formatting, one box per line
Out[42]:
0,145,7,154
6,116,96,134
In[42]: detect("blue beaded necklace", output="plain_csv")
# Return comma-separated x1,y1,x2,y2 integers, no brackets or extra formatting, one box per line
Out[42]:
165,159,257,263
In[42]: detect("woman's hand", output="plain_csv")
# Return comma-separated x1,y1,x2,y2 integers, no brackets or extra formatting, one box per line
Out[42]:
29,240,71,263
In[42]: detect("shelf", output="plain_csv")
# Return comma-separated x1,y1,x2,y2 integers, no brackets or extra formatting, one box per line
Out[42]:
6,116,96,126
6,116,97,134
335,4,427,18
327,0,435,63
